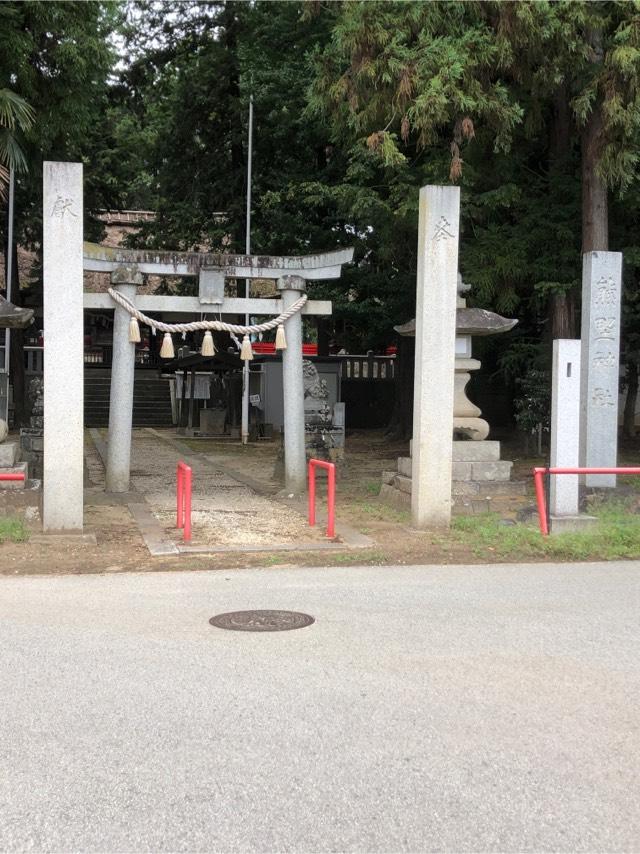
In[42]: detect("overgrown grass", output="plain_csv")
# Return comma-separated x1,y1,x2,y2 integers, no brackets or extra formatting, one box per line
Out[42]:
451,498,640,561
0,517,29,544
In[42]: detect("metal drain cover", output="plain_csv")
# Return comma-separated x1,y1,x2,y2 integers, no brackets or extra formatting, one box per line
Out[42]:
209,610,315,632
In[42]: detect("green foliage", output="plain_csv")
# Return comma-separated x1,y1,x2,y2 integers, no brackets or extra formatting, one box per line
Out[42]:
0,516,29,543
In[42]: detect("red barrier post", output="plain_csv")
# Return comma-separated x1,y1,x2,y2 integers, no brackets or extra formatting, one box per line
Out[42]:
0,473,26,482
308,458,336,539
533,467,548,536
176,461,192,542
327,463,336,539
176,463,184,529
532,466,640,536
183,464,192,543
308,461,316,528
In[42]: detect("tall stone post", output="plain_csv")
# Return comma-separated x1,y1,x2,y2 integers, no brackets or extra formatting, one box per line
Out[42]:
580,251,623,487
411,185,460,529
106,266,142,493
550,339,581,518
277,275,306,494
43,162,84,531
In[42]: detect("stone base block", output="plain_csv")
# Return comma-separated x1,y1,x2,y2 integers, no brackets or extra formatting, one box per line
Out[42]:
471,461,513,482
453,497,492,515
379,483,410,508
452,479,527,497
0,462,28,489
549,515,598,534
453,441,501,462
20,430,43,453
393,474,412,495
381,470,396,485
0,441,19,467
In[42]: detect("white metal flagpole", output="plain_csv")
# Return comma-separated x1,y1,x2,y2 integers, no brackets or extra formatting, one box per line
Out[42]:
1,168,15,423
241,93,254,445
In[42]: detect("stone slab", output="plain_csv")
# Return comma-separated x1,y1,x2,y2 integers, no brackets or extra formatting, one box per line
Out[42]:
0,462,28,489
393,474,413,495
452,462,473,481
21,434,43,453
0,441,18,466
381,470,396,485
549,515,598,534
128,502,179,557
379,483,411,508
453,480,526,498
471,461,513,482
453,441,501,462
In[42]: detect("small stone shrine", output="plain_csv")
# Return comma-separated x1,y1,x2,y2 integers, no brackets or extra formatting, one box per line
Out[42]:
381,276,525,513
303,359,345,463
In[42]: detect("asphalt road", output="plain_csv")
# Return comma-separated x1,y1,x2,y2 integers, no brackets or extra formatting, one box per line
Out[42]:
0,562,638,852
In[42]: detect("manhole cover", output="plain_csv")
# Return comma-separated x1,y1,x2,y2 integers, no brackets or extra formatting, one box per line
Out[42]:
209,610,315,632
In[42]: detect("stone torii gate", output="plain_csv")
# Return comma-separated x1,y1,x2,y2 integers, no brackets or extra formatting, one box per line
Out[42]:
43,161,352,532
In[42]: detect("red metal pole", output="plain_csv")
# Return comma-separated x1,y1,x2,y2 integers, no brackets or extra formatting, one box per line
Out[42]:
327,463,335,539
0,473,25,482
308,460,316,527
533,467,549,536
183,464,192,543
176,463,183,529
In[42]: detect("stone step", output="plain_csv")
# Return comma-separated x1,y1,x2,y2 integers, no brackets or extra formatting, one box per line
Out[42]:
409,439,502,461
397,457,512,482
0,462,28,489
452,480,527,497
0,441,19,467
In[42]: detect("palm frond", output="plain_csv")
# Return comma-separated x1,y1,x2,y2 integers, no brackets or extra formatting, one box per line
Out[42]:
0,89,35,132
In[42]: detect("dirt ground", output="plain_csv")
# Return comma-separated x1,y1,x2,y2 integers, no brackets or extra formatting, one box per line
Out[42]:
1,428,638,575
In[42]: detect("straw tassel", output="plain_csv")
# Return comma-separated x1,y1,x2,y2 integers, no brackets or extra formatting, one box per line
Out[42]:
240,334,253,361
160,332,175,359
274,324,287,351
201,330,216,357
128,316,141,343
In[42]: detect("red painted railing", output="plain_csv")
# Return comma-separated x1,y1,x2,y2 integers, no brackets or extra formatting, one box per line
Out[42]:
308,459,336,540
176,461,193,542
532,466,640,536
0,473,25,482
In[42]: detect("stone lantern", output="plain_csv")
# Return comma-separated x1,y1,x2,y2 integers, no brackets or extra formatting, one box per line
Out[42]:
381,276,525,513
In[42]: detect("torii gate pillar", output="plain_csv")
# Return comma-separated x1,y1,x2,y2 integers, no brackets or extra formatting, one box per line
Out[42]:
278,275,307,494
106,266,143,492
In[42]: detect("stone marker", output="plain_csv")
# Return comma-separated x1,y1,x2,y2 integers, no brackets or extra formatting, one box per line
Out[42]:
43,162,84,531
411,185,460,528
580,251,623,487
550,339,581,517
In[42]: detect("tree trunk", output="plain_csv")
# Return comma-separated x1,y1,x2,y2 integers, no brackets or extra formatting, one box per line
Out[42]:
581,102,609,253
623,360,638,438
548,86,578,338
581,29,608,253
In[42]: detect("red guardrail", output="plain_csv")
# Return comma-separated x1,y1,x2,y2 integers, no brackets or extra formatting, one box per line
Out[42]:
308,458,336,539
0,473,25,482
533,466,640,536
176,461,193,542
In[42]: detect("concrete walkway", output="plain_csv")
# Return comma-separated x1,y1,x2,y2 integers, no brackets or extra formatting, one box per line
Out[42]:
0,561,638,852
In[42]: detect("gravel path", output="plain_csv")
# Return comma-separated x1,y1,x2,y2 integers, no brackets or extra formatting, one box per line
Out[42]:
128,430,324,546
